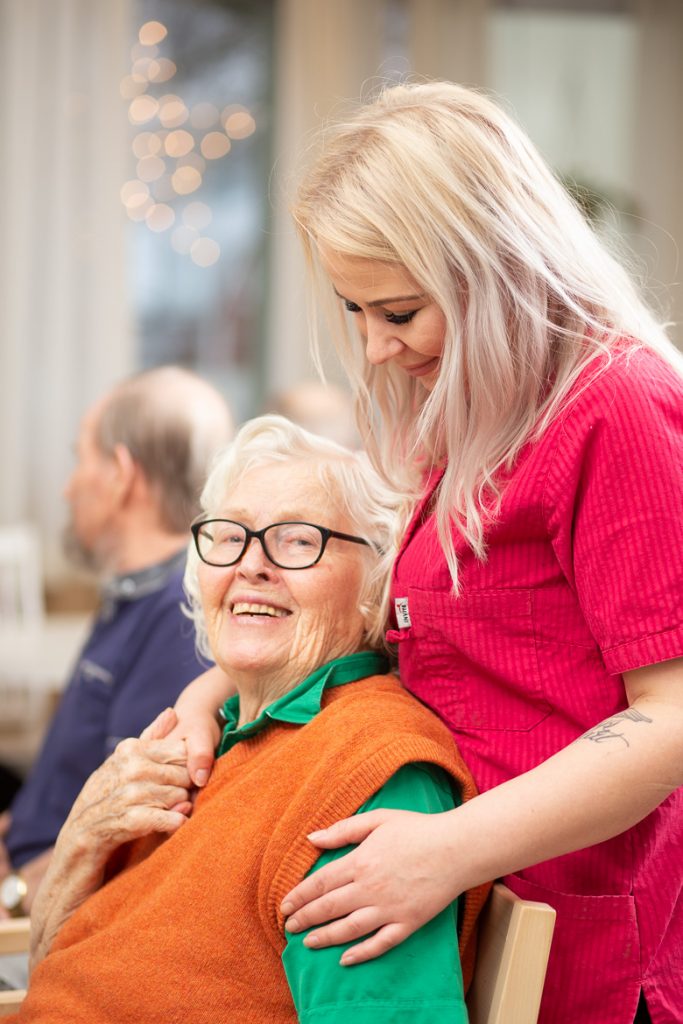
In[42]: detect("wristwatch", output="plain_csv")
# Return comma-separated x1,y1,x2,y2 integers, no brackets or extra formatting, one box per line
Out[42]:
0,872,28,917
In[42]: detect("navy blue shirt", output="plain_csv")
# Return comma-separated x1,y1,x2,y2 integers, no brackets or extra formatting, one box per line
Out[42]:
7,550,207,868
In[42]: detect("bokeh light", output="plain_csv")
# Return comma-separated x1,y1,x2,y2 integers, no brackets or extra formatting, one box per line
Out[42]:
200,132,231,159
191,237,221,267
171,166,202,195
132,131,163,158
159,95,189,128
129,95,159,125
148,59,177,84
223,107,256,139
126,198,153,222
165,130,195,158
146,203,175,232
139,21,167,46
132,57,158,79
120,179,150,208
137,155,166,182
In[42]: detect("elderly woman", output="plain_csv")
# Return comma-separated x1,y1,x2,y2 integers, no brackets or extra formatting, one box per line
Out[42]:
8,416,487,1024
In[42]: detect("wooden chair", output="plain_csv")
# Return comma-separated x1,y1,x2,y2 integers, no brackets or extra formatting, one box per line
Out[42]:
467,883,556,1024
0,887,556,1021
0,917,30,1016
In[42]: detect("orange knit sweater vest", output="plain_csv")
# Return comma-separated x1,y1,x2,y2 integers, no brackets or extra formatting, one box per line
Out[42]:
14,675,488,1024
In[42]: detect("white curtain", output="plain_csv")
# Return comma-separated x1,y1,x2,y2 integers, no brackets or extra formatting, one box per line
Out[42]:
0,0,135,579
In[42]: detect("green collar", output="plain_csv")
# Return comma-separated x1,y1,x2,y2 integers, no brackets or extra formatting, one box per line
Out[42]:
217,650,389,756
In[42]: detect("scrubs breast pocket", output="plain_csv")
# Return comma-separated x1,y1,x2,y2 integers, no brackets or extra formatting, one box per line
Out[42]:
404,587,551,732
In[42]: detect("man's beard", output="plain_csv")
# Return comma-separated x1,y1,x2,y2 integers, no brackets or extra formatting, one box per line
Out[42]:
62,522,102,574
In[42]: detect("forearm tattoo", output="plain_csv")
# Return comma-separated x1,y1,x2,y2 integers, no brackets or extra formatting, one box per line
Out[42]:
582,708,653,748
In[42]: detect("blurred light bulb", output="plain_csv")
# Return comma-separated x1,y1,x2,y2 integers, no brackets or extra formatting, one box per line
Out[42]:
137,155,166,182
201,132,231,159
171,166,202,195
191,237,220,267
139,21,167,46
149,58,176,84
146,203,175,231
132,131,162,158
129,95,159,125
223,107,256,139
165,130,195,158
120,179,150,207
159,95,188,128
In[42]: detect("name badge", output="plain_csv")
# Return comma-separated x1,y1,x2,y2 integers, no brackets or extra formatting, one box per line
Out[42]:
394,597,411,629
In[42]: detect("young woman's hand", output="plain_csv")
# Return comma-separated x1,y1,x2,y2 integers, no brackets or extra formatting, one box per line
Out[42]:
282,660,683,965
282,808,465,964
147,666,235,787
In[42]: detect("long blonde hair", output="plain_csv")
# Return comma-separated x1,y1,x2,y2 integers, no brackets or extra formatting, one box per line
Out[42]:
292,81,682,590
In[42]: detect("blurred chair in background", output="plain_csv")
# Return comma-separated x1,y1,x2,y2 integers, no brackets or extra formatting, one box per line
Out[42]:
0,366,233,919
0,526,43,629
0,525,45,811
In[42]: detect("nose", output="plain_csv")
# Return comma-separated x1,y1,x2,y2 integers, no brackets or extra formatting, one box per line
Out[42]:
362,319,405,366
236,535,275,578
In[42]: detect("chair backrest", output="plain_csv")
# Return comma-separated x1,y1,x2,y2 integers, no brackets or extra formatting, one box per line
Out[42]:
0,524,44,627
0,917,30,1016
466,882,556,1024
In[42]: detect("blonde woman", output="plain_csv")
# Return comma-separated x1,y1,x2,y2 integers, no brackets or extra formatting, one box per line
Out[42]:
173,83,683,1024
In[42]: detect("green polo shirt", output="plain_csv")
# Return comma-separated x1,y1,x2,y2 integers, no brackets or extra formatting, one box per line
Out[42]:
218,653,467,1024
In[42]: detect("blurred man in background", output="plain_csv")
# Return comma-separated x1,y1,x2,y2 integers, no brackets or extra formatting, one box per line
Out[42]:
0,366,233,917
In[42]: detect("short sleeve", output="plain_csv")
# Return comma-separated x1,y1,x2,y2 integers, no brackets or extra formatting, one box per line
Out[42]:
545,350,683,674
281,762,467,1024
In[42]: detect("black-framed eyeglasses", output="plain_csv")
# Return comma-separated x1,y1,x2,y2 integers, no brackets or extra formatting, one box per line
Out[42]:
191,519,370,570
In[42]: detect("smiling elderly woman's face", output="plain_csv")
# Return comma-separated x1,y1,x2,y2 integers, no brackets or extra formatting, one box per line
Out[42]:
197,460,369,684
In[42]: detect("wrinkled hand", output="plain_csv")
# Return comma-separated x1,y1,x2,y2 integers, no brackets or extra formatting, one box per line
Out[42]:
29,735,193,969
66,735,192,865
281,808,464,964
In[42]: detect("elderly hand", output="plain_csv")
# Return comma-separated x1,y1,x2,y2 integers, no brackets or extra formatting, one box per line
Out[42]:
66,736,193,863
29,736,192,971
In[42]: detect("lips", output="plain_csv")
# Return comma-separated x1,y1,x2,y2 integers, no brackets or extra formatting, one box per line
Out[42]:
231,601,289,618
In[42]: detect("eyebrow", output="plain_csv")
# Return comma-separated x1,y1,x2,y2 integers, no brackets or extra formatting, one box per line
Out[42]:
334,288,425,308
216,512,306,523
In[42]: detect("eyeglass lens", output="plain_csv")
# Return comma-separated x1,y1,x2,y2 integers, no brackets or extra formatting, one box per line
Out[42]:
197,521,324,568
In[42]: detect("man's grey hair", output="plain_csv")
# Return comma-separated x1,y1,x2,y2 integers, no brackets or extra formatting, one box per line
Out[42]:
96,366,233,534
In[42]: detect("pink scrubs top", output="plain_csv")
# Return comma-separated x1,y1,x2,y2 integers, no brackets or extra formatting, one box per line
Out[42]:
388,348,683,1024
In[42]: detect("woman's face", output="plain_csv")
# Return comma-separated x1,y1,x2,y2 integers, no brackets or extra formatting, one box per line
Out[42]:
197,460,368,687
320,249,447,391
